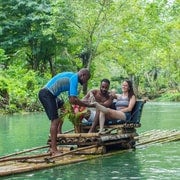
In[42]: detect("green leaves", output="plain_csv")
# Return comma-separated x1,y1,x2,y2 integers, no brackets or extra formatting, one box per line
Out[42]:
60,103,88,126
0,0,179,115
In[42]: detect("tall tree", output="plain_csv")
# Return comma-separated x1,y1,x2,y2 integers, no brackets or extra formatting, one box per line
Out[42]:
0,0,56,73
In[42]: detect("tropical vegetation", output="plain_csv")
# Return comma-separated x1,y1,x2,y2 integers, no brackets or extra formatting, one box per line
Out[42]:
0,0,179,114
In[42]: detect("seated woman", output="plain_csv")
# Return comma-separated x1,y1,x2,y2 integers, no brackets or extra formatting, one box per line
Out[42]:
95,80,136,134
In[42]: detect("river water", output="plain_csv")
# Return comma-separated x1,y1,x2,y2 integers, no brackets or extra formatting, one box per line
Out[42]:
0,102,179,179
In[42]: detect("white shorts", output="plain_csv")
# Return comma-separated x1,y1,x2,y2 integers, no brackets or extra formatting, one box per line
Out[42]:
82,108,96,123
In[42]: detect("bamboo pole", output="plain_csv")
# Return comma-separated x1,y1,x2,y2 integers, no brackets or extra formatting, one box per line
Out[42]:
0,147,74,163
100,133,137,142
63,129,74,134
0,152,51,163
137,130,180,146
18,145,99,163
1,129,179,165
0,145,49,160
46,145,98,161
74,146,105,155
57,133,100,138
0,128,73,161
138,130,179,140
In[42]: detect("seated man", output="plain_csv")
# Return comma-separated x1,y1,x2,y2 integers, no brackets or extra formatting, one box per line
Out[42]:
76,79,114,132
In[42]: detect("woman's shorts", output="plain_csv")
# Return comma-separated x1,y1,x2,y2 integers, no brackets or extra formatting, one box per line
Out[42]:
38,88,59,120
124,112,131,121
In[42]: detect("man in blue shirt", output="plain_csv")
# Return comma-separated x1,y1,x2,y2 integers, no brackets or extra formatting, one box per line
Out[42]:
39,68,95,156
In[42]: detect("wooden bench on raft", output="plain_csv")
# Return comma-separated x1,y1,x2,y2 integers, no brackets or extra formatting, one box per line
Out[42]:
80,99,146,133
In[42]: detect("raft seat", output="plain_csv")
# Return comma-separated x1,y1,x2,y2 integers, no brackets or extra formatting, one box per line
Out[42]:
81,100,146,132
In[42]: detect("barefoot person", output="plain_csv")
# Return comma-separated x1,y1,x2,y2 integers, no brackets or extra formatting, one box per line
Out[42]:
95,80,136,134
38,68,95,155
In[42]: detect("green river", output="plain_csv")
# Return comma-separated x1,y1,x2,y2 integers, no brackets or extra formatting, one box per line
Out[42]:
0,102,179,180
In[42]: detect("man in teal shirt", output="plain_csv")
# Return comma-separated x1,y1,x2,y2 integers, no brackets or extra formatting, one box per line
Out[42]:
39,68,95,156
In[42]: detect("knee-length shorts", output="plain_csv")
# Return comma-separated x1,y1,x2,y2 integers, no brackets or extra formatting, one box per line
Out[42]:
39,88,61,120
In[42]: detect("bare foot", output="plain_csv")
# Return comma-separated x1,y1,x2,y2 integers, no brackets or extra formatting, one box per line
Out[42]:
50,150,62,156
49,148,62,156
98,129,107,135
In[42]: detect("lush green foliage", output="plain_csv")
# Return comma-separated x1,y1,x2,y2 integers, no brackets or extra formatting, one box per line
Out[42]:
0,0,179,113
0,64,46,113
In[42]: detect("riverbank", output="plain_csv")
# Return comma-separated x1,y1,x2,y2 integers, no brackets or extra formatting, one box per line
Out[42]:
0,91,179,115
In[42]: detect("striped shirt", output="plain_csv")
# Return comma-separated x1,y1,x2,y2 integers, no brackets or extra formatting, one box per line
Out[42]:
115,95,129,110
44,72,79,97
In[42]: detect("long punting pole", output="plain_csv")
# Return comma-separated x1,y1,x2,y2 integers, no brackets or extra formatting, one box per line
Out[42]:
0,145,50,160
17,145,99,163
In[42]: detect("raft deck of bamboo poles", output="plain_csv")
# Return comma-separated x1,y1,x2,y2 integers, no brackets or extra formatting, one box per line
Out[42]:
47,123,141,152
0,129,179,177
136,129,180,146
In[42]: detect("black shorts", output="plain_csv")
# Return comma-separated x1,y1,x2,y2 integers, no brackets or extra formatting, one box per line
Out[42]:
38,88,59,120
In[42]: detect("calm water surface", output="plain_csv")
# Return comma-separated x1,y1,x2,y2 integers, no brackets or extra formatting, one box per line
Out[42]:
0,102,180,180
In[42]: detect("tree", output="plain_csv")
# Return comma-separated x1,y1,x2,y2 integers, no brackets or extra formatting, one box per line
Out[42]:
0,0,57,73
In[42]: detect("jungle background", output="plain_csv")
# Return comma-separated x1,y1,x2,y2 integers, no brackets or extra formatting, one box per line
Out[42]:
0,0,179,114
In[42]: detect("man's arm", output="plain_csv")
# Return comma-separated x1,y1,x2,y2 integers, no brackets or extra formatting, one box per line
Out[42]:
101,98,113,107
100,93,115,108
82,90,96,102
69,96,95,108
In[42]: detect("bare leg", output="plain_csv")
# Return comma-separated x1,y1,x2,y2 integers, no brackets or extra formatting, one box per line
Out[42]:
58,119,63,134
95,102,109,113
98,112,106,133
50,118,60,155
96,102,126,120
88,110,100,133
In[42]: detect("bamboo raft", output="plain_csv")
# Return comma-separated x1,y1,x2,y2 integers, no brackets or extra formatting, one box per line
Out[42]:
136,129,180,146
0,129,179,177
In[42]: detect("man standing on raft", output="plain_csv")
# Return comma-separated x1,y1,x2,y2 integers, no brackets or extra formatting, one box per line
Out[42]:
38,68,95,156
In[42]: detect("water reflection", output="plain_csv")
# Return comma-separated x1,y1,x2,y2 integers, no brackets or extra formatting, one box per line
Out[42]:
139,102,180,133
0,113,72,156
32,150,142,180
137,142,180,179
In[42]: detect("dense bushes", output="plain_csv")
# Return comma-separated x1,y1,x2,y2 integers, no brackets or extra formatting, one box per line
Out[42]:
0,66,48,114
0,1,179,114
0,64,179,114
